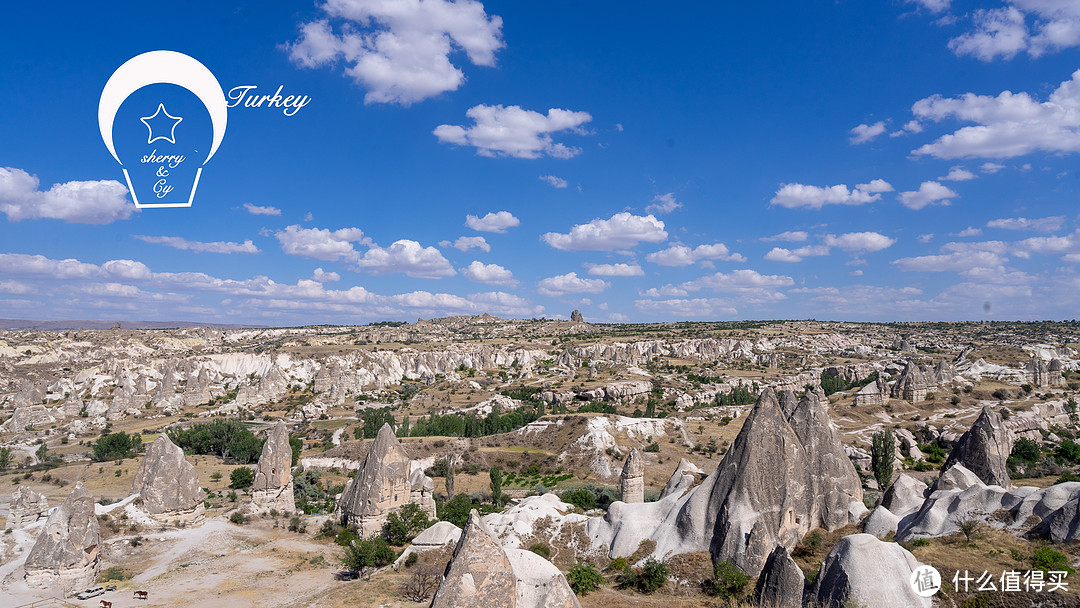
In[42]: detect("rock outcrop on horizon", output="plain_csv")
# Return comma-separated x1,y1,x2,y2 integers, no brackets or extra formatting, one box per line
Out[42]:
338,423,435,536
940,406,1014,488
131,434,206,525
620,449,644,504
250,421,295,514
7,485,49,528
23,482,100,596
570,309,584,323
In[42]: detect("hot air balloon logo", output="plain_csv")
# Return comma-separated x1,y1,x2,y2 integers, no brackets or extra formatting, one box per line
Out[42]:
99,51,227,208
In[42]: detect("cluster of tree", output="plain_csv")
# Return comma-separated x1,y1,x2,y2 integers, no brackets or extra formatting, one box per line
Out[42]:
820,371,879,397
356,407,397,439
92,432,143,461
406,405,544,438
166,420,263,464
712,384,758,407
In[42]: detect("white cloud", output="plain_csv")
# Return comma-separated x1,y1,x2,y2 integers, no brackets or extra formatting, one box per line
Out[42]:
434,105,592,158
947,2,1080,61
537,272,609,296
645,193,682,215
897,181,958,210
894,241,1009,272
987,216,1065,232
286,0,504,105
850,121,887,144
823,232,897,252
634,298,738,318
353,240,455,278
542,212,667,251
770,179,893,210
465,211,519,233
940,166,977,181
585,263,644,277
918,233,935,243
949,7,1029,61
243,203,281,216
134,235,260,254
761,231,809,242
646,243,744,266
275,225,370,261
907,0,951,13
539,175,568,189
461,260,516,285
982,162,1006,173
311,268,340,282
764,245,830,263
953,227,983,237
0,280,33,294
439,236,491,252
912,70,1080,160
0,167,133,224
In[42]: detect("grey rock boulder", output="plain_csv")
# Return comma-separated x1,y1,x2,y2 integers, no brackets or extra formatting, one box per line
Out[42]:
752,545,805,608
251,420,295,514
131,433,206,525
809,534,930,608
24,481,101,596
7,485,49,528
940,407,1013,488
1031,495,1080,543
862,506,900,539
880,474,927,518
430,510,519,608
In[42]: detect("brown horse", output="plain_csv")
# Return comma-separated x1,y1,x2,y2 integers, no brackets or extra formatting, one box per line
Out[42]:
100,601,112,608
133,590,149,600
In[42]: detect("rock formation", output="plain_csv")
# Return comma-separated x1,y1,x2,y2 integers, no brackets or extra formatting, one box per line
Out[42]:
809,534,931,608
338,423,435,536
431,510,580,608
250,421,295,514
619,449,644,504
853,374,888,406
392,520,462,568
862,505,900,539
891,360,930,403
7,485,49,528
570,309,584,323
940,406,1013,488
131,434,206,525
752,545,805,608
880,474,927,518
1032,495,1080,543
24,482,100,596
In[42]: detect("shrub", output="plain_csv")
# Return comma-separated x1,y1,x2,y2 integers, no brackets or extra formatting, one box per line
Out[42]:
706,559,750,599
230,467,254,490
1057,471,1080,484
383,503,432,546
1012,438,1042,463
635,558,669,593
560,487,597,511
567,562,604,596
1031,546,1074,574
404,552,418,567
92,432,142,461
1055,440,1080,465
438,493,481,528
342,536,395,576
229,512,247,525
335,526,359,547
101,566,131,581
911,538,930,547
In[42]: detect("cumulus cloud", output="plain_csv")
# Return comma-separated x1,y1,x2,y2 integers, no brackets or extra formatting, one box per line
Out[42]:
434,104,592,158
134,235,260,254
770,179,893,210
953,227,983,237
285,0,504,105
465,211,519,233
536,272,609,296
461,260,516,285
850,121,887,144
894,240,1010,273
940,166,977,181
987,216,1065,232
761,231,809,242
539,175,568,189
439,236,490,252
634,297,738,318
645,193,682,215
274,225,371,261
645,243,744,266
912,70,1080,159
907,0,951,13
764,245,830,263
947,2,1080,61
823,232,897,252
353,240,455,278
542,212,667,251
311,268,340,282
585,263,644,277
898,181,958,210
0,167,133,224
242,203,281,216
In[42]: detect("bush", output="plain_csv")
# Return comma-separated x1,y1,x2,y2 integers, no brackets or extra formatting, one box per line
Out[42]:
383,503,432,546
101,566,131,581
635,558,669,593
92,432,142,461
1031,546,1074,574
1055,440,1080,465
438,493,481,528
342,536,395,576
567,562,604,596
560,487,597,511
336,526,359,547
529,542,551,559
229,512,247,525
644,442,660,453
1012,438,1042,463
1057,471,1080,484
706,559,750,599
230,467,254,490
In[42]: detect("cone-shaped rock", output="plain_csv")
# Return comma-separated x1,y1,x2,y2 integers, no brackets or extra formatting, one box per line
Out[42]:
251,420,295,514
431,510,518,608
131,433,206,525
7,485,49,528
940,406,1013,488
338,423,412,536
666,388,863,575
620,449,644,504
24,481,100,596
752,545,805,608
809,534,930,608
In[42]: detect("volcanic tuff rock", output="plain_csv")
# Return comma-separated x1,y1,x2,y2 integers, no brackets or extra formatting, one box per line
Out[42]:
620,449,644,504
890,360,930,403
23,481,100,596
853,374,888,406
131,434,206,525
880,474,927,518
251,420,295,514
338,423,436,535
570,309,584,323
940,406,1014,488
752,545,805,608
862,505,901,539
809,534,930,608
1031,495,1080,543
7,485,49,528
392,520,462,568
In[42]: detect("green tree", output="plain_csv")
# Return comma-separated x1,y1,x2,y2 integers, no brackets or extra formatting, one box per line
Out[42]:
342,536,395,577
437,493,480,528
707,559,750,599
0,447,12,471
1055,440,1080,465
871,429,895,490
567,562,604,596
34,443,47,463
289,436,303,467
1012,438,1042,463
490,465,504,506
382,503,432,546
559,488,597,511
230,467,254,490
92,432,142,461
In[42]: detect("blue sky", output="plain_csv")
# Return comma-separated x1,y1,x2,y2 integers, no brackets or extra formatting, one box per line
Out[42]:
2,0,1080,324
